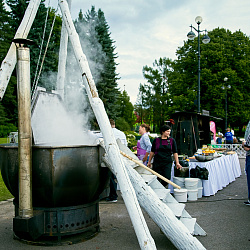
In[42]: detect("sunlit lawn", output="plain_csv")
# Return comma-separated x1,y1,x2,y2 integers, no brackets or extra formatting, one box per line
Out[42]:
0,174,13,201
0,138,14,201
0,138,7,144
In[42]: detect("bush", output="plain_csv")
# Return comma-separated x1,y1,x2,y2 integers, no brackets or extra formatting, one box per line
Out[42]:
0,124,17,137
115,117,130,131
124,131,139,150
123,131,156,150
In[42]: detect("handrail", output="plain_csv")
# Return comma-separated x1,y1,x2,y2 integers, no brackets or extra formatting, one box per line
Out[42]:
212,144,246,158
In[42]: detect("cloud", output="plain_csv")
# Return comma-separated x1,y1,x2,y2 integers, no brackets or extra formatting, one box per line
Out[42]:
48,0,250,104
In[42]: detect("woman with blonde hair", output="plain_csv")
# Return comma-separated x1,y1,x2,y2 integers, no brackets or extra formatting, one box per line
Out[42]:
137,124,152,165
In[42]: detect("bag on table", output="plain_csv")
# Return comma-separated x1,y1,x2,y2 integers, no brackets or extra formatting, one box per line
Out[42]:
190,166,209,180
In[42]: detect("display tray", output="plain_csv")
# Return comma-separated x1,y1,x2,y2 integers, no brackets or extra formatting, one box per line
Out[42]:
194,154,214,162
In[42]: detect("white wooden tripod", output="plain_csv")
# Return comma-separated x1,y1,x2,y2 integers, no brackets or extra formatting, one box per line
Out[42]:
0,1,205,249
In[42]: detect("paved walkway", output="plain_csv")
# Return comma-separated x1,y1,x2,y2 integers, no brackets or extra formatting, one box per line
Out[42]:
0,158,249,249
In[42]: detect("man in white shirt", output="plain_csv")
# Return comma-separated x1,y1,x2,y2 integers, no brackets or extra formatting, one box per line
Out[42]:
91,119,127,202
107,119,127,202
92,120,127,146
111,121,128,147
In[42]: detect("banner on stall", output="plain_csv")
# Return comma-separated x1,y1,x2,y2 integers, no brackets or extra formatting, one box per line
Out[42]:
210,121,216,142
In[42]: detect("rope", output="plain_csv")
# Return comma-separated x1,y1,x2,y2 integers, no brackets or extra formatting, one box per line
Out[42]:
31,3,59,100
32,0,50,94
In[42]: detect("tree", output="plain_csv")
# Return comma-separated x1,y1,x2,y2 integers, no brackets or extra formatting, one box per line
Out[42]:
0,0,13,62
115,90,135,129
75,6,120,118
138,58,173,132
0,0,17,130
115,117,130,131
141,28,250,132
0,0,62,133
171,28,250,130
6,0,62,91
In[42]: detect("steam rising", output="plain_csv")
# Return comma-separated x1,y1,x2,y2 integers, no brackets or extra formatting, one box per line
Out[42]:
31,90,96,146
31,19,107,146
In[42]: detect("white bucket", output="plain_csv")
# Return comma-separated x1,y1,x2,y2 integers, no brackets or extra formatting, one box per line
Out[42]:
198,187,203,198
185,178,198,190
173,177,185,188
197,178,202,188
187,189,198,201
174,188,187,202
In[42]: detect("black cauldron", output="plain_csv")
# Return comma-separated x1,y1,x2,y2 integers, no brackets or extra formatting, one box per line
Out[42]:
0,143,109,207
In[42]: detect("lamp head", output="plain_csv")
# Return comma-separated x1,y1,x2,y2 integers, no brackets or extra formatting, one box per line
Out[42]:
202,34,210,44
187,30,196,40
195,16,203,25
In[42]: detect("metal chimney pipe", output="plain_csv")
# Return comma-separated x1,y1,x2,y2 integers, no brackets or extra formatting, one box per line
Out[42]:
14,39,33,218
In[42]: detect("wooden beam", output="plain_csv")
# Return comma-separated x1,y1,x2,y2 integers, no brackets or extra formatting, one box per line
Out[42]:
120,150,181,189
102,140,206,250
58,1,156,249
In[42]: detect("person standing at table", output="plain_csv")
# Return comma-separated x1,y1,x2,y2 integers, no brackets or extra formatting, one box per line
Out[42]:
106,119,127,202
242,134,250,205
225,128,234,144
137,124,152,165
147,124,182,186
93,119,127,202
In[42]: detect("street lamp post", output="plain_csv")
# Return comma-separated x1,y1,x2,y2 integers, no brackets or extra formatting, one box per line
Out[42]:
187,16,210,114
222,77,231,131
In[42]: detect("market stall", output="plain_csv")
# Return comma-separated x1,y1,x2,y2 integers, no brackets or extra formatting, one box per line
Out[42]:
170,153,241,197
189,153,241,196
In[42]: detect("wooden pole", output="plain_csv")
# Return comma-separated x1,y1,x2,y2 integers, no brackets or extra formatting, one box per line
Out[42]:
56,0,72,100
58,1,156,249
120,150,181,189
125,163,206,250
102,152,206,250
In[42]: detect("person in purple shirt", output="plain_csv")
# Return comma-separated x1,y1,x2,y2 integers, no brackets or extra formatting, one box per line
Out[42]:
148,125,182,186
225,128,234,144
134,139,146,162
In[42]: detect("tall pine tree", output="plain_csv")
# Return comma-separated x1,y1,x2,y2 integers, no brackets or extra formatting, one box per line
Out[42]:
0,0,13,62
75,6,120,118
0,0,62,135
6,0,62,90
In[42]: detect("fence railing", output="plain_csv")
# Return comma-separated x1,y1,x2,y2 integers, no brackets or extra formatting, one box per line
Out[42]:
212,144,246,158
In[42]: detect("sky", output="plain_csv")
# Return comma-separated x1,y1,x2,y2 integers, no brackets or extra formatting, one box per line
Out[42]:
47,0,250,104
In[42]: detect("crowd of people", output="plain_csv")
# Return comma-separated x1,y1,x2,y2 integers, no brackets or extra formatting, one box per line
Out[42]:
216,127,239,144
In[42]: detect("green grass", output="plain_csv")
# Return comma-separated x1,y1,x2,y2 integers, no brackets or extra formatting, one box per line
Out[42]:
0,137,14,201
0,174,13,201
0,138,7,144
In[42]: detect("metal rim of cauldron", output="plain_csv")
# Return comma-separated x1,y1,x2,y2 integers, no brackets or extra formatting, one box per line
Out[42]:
0,143,99,149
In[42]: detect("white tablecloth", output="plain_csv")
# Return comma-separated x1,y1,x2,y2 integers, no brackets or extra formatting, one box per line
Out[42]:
170,154,242,196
